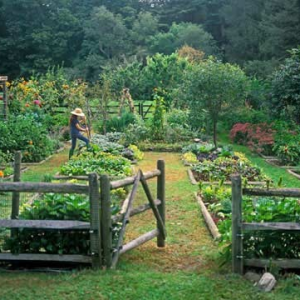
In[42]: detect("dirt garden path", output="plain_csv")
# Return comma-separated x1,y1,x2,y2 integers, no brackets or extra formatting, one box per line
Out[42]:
122,152,217,272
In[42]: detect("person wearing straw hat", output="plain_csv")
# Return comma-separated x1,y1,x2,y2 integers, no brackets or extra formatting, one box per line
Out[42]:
69,108,90,159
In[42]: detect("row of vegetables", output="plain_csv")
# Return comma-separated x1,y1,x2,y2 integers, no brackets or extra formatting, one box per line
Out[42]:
182,142,300,261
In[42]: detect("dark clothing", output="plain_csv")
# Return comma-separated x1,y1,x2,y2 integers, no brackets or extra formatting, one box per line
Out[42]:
70,118,80,137
71,133,89,151
69,117,89,159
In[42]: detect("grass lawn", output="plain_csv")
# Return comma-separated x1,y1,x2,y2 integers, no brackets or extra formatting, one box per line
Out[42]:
218,132,300,188
0,152,299,299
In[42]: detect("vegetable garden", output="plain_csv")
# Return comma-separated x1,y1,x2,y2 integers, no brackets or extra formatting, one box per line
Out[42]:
0,44,300,299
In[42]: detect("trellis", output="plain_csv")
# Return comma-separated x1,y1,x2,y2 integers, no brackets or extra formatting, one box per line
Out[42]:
0,75,8,120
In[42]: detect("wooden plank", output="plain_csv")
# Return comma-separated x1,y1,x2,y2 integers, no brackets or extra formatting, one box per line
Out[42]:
53,175,89,181
187,169,197,185
111,200,161,224
157,160,166,247
0,76,8,81
244,258,300,269
287,169,300,180
111,170,160,190
0,253,91,263
120,229,159,255
243,188,300,198
0,182,89,194
111,171,141,269
140,170,166,240
11,151,21,220
89,173,102,269
100,175,112,268
231,174,243,275
194,193,221,239
242,222,300,231
0,220,90,230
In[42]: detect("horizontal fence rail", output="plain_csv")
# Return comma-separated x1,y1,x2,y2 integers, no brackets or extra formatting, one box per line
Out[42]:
0,220,90,230
110,170,161,189
0,182,89,194
243,188,300,197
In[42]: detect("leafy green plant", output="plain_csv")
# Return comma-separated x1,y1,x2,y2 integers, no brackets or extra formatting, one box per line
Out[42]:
60,151,133,178
150,92,165,140
192,157,268,182
2,193,122,255
0,114,55,162
105,111,135,133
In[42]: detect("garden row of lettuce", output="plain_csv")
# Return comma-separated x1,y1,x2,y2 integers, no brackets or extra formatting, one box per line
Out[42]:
182,142,300,260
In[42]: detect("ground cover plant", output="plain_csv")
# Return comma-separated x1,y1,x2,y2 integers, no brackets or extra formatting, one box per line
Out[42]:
2,191,125,255
199,183,300,261
0,114,59,163
60,151,133,178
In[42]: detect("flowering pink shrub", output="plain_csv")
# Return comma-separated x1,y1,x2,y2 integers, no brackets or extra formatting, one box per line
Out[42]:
230,123,275,155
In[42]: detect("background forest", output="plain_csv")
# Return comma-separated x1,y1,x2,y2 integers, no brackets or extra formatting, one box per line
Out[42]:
1,0,300,80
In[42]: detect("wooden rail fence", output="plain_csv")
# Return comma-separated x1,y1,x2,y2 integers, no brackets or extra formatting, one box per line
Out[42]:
0,152,166,269
231,174,300,274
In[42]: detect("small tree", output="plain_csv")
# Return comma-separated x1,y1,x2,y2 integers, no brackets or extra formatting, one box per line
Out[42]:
184,57,248,147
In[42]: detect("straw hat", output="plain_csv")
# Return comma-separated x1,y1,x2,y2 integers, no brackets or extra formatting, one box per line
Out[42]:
71,108,85,117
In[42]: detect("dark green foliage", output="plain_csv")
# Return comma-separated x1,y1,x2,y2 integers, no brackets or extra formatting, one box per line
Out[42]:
60,151,132,177
3,193,91,254
0,114,55,162
192,157,267,182
269,48,300,123
105,111,135,133
219,197,300,259
3,193,121,255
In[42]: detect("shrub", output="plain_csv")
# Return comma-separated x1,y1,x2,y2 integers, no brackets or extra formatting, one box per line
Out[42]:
0,115,55,162
230,123,275,155
105,111,135,133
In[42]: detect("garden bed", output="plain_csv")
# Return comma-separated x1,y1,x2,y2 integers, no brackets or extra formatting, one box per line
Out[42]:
187,168,268,186
265,158,299,169
194,192,220,239
21,144,65,167
287,169,300,180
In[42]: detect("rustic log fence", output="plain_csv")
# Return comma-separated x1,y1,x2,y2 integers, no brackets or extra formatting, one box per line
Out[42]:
0,152,166,269
53,101,153,120
231,174,300,274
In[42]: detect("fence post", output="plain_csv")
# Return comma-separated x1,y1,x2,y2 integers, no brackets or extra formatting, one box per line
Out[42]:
157,160,166,247
231,174,243,275
89,173,102,269
100,174,112,268
11,151,21,220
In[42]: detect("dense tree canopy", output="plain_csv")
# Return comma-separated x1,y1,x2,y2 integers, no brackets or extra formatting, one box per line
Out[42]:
1,0,300,80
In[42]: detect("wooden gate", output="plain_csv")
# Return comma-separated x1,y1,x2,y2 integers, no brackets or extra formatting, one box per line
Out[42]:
0,153,166,270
